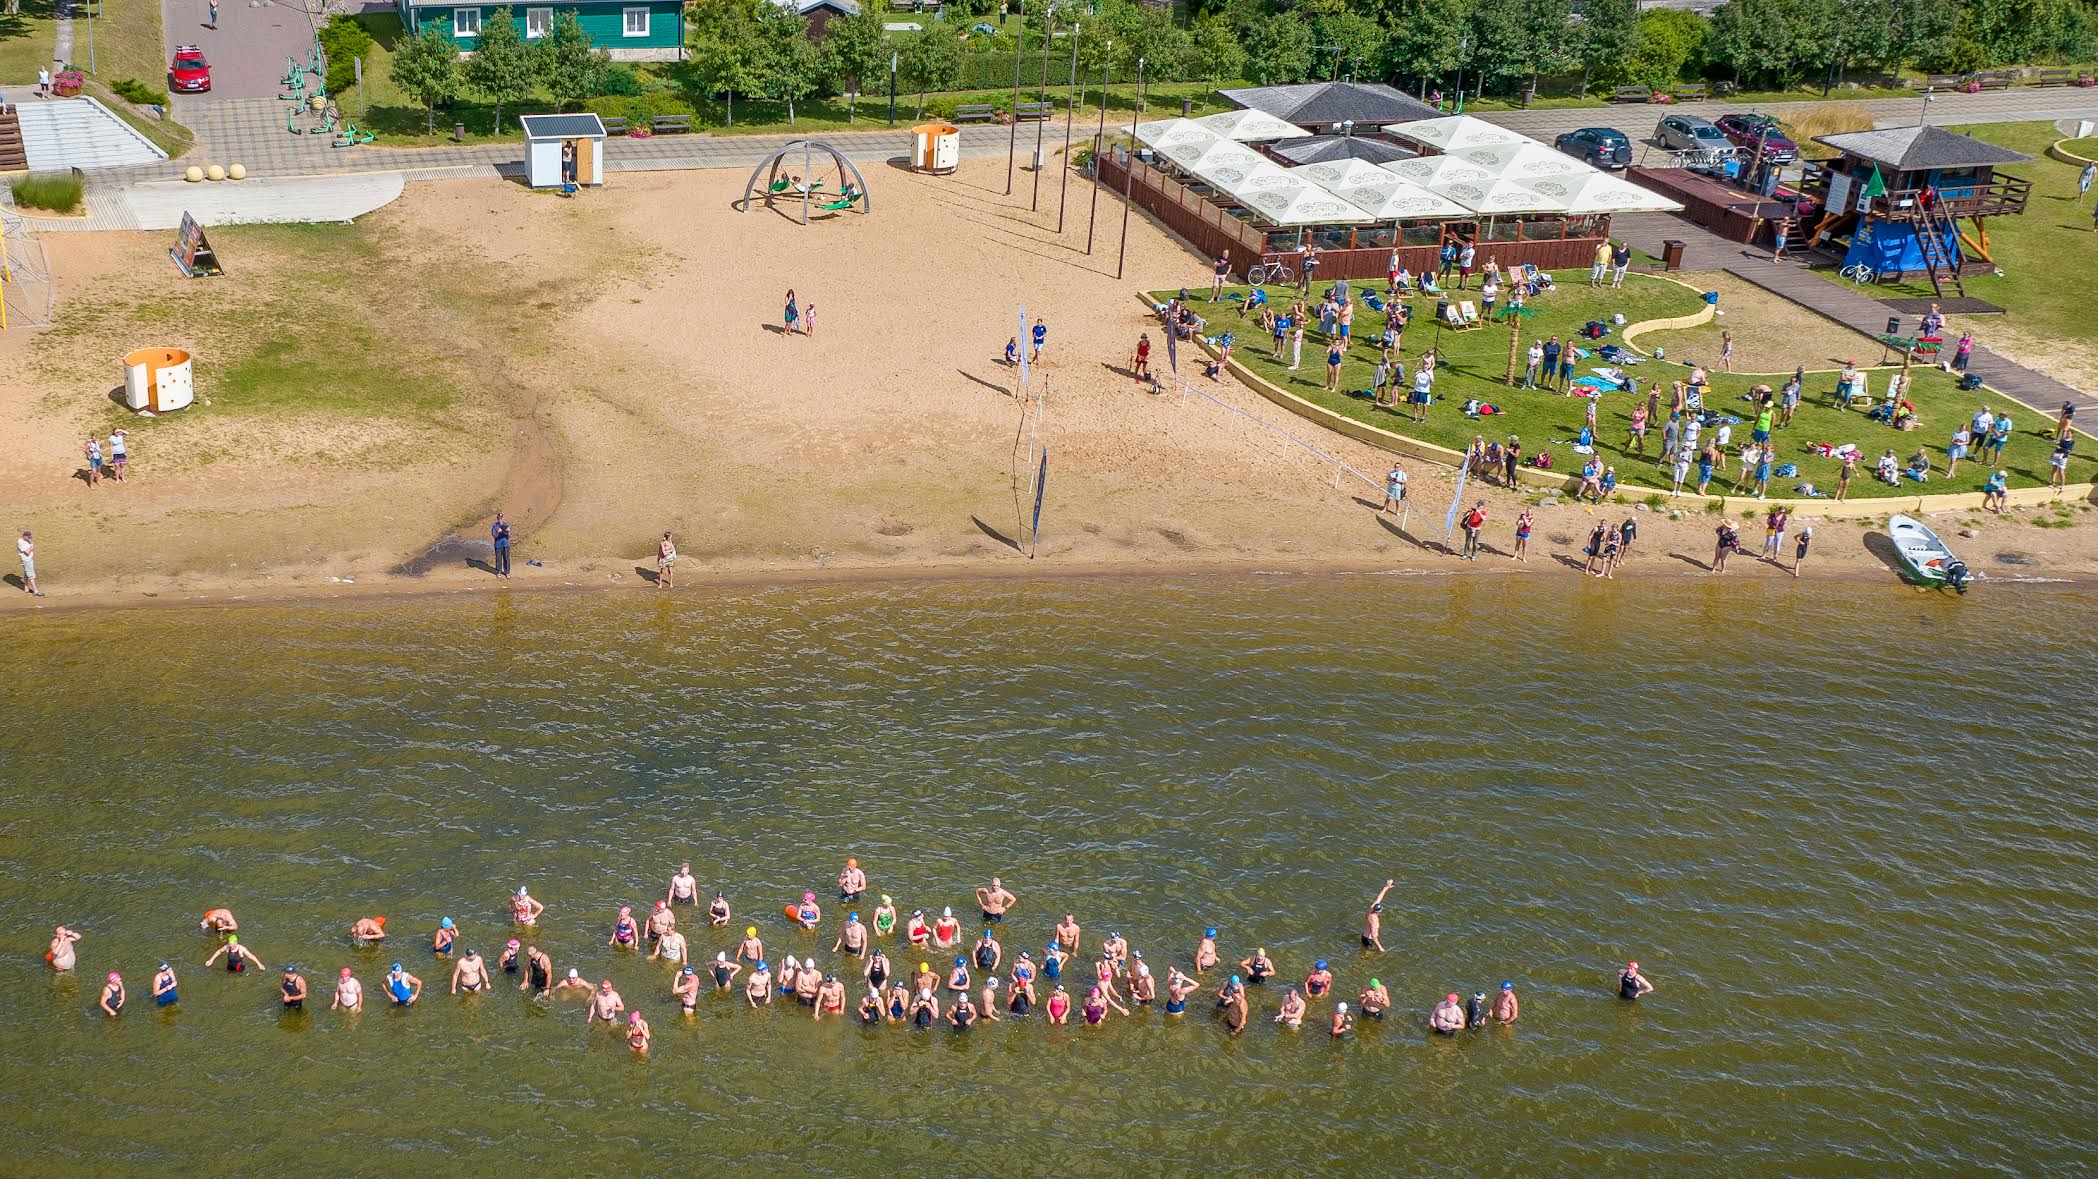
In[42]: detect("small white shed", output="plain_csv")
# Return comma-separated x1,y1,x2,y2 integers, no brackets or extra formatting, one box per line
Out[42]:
520,113,607,189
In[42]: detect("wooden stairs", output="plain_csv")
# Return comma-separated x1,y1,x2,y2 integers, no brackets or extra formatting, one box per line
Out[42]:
0,104,26,172
1909,201,1966,299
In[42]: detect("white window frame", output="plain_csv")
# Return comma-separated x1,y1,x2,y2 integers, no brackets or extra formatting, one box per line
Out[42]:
453,6,482,36
622,5,649,36
524,6,552,36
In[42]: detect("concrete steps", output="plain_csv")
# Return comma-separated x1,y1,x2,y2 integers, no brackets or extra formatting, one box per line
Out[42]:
0,105,25,171
15,97,167,171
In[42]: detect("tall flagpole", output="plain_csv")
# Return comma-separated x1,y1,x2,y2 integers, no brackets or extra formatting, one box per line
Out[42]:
1005,0,1024,196
1057,20,1079,234
1032,6,1053,212
1116,56,1143,281
1086,39,1109,255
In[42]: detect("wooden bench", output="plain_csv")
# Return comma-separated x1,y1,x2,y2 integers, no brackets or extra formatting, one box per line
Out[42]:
1976,72,2016,91
1611,85,1652,103
1920,73,1963,89
600,115,629,135
1014,101,1053,120
651,114,692,133
1670,83,1708,101
952,104,997,123
2034,68,2077,86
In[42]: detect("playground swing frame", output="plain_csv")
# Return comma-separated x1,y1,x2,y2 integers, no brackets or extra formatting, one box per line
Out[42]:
738,140,871,225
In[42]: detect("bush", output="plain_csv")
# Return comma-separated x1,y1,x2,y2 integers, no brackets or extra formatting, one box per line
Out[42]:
110,78,168,106
599,63,645,96
583,91,697,127
11,171,84,214
319,13,376,96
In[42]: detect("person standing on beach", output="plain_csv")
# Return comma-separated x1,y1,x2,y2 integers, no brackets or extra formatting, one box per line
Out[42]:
490,513,512,579
1460,501,1485,560
1512,508,1533,561
108,430,128,482
84,435,102,489
1590,240,1611,288
1762,507,1788,561
1380,462,1407,517
1712,520,1739,573
1210,253,1231,300
1792,525,1812,578
1031,318,1047,363
784,289,799,335
1362,880,1394,951
656,533,676,589
18,531,41,596
1618,961,1654,1000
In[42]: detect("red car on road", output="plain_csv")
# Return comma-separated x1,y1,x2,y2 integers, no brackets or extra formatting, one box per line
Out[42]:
169,46,211,93
1714,113,1796,163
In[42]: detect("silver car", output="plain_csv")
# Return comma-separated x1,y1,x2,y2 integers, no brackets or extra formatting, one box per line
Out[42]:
1655,114,1730,154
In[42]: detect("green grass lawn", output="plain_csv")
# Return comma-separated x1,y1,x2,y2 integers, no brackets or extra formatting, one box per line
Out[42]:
1156,273,2097,500
1814,121,2098,389
0,0,60,85
76,0,166,93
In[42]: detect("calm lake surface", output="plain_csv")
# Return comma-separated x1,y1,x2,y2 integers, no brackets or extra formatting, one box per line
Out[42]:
3,576,2096,1174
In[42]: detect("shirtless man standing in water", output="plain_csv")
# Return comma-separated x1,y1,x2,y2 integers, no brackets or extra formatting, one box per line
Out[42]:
1055,913,1082,956
672,966,700,1015
1222,982,1250,1036
667,863,698,907
520,945,554,996
552,968,594,998
837,858,867,901
332,967,363,1012
48,926,81,971
1363,879,1395,951
451,948,492,995
975,878,1016,924
587,979,626,1026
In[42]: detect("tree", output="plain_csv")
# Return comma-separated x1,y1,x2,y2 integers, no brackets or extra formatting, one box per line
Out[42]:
1304,0,1386,81
1471,0,1576,100
1188,13,1246,83
1380,0,1472,93
1706,0,1797,87
899,28,965,118
1240,12,1314,83
1623,8,1705,91
687,0,767,124
537,11,609,109
757,5,822,123
1576,0,1640,93
391,21,463,135
1869,0,1955,79
464,7,535,134
822,7,891,120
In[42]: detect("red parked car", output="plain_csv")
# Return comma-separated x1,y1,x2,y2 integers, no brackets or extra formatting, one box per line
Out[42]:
169,46,211,93
1714,113,1796,163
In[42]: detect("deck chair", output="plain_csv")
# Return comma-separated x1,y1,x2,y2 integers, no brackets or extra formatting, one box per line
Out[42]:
1459,300,1481,326
1440,301,1464,327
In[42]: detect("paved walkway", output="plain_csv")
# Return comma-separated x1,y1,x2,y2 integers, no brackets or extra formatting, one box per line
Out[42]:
162,0,323,102
1612,210,2090,407
52,0,73,67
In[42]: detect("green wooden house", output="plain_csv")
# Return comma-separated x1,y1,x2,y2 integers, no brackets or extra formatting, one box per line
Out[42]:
396,0,687,61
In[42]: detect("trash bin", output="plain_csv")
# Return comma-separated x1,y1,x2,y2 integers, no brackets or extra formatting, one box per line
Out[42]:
1661,239,1686,271
1885,316,1903,337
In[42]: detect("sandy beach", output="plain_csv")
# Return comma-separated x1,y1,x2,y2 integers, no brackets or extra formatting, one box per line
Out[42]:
4,156,2094,613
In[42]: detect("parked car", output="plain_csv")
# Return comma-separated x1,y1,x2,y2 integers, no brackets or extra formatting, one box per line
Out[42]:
1554,127,1633,170
1714,113,1798,163
168,45,210,94
1655,114,1730,155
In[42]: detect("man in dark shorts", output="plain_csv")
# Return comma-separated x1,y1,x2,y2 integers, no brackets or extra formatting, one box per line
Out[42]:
1209,253,1230,300
490,512,512,578
1619,514,1637,560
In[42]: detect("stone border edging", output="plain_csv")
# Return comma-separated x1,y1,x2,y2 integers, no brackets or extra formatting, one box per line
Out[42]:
2048,137,2098,167
1137,291,2095,519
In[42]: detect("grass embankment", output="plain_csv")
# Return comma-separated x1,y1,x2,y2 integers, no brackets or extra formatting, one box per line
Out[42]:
0,0,57,85
1815,121,2098,390
1158,274,2096,500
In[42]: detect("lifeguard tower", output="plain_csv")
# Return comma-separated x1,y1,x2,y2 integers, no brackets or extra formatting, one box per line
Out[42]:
1806,125,2031,296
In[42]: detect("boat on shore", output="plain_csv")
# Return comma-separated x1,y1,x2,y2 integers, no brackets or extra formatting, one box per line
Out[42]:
1887,514,1973,592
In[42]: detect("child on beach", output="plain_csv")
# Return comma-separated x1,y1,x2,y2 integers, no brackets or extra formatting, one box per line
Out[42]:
1132,334,1151,382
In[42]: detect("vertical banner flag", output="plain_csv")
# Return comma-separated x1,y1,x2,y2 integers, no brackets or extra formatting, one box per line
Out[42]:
1443,464,1469,539
1030,449,1050,555
1165,322,1178,373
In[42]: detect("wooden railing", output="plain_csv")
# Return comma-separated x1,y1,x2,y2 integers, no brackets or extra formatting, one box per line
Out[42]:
1870,176,2031,219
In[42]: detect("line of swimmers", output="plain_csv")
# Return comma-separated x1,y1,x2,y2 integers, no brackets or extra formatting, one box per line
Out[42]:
46,866,1660,1050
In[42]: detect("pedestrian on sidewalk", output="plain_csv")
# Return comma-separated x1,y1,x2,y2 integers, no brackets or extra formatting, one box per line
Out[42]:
17,531,40,596
208,0,219,28
38,65,50,99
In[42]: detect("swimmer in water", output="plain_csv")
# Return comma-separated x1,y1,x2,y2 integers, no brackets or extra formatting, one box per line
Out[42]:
909,986,940,1028
838,858,867,901
793,892,822,931
586,979,626,1026
199,909,237,935
949,989,978,1030
931,907,960,948
886,982,910,1022
859,988,885,1024
834,912,868,957
1304,960,1333,999
707,891,733,927
863,946,891,993
1429,993,1465,1034
608,907,638,949
1129,955,1156,1005
667,863,698,907
432,918,456,955
1055,913,1081,954
745,961,773,1007
1494,981,1520,1024
1084,984,1127,1025
627,1011,650,1053
1164,967,1200,1015
152,963,179,1007
905,909,930,947
280,964,309,1009
871,895,897,939
794,960,822,1007
1363,879,1395,951
385,963,422,1006
946,956,971,994
975,877,1015,923
1464,990,1488,1029
551,968,593,998
1618,961,1654,1001
711,951,742,992
972,928,1002,973
521,945,553,996
99,971,125,1018
673,965,700,1014
978,977,1003,1022
1041,942,1067,981
1274,985,1305,1028
1241,947,1276,985
451,948,490,995
649,924,689,968
1007,967,1036,1016
499,940,520,974
1330,1001,1354,1039
1195,928,1219,973
511,886,544,926
737,926,764,965
646,902,676,946
349,916,387,941
814,973,846,1019
1222,983,1249,1036
1099,932,1129,975
1045,983,1071,1025
1360,978,1390,1021
331,967,361,1012
204,934,264,974
48,926,81,971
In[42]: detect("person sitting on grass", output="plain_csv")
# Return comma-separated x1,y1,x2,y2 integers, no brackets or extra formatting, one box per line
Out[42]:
1877,448,1901,484
1239,287,1268,319
1578,458,1604,502
1905,448,1931,482
1390,267,1414,296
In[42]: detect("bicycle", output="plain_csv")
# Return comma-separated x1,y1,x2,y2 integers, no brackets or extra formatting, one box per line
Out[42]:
1840,262,1877,285
1245,257,1297,289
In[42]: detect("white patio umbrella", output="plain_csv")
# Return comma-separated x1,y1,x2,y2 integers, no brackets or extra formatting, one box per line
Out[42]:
1383,154,1496,189
1520,171,1685,214
1430,177,1571,216
1151,129,1232,170
1384,114,1523,153
1189,147,1286,190
1191,108,1313,143
1451,141,1596,180
1134,118,1222,152
1329,176,1471,220
1291,157,1399,191
1232,178,1375,226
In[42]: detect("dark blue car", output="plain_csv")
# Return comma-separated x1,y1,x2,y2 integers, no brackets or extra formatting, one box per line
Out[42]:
1554,127,1633,170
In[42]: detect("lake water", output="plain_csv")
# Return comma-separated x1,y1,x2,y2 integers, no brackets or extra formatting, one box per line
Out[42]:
3,576,2095,1173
